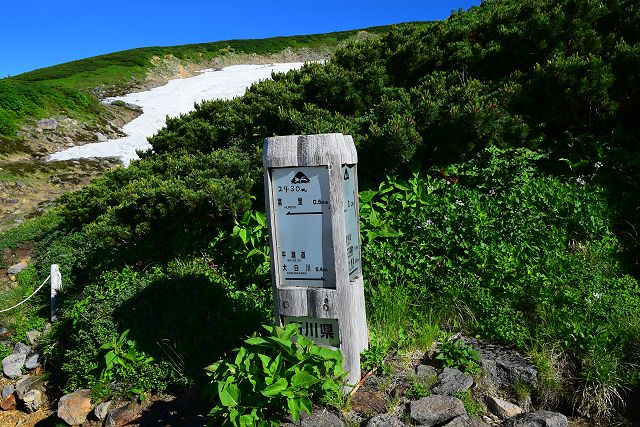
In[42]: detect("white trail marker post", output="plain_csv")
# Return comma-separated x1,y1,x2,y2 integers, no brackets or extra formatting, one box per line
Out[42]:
263,133,368,386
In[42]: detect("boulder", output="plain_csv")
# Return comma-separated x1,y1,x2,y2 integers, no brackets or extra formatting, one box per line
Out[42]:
410,395,467,427
367,413,406,427
432,367,474,396
1,384,14,399
58,389,93,425
281,408,344,427
25,353,40,370
7,261,28,275
94,400,112,421
416,364,438,380
104,402,142,427
23,389,47,413
351,389,386,415
486,396,524,420
95,132,108,142
444,414,489,427
15,376,44,399
12,342,31,355
463,338,537,389
37,118,58,130
500,411,568,427
2,353,26,378
0,393,16,411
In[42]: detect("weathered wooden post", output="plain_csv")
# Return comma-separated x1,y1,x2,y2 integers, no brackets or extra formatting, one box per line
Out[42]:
50,264,62,321
263,133,368,386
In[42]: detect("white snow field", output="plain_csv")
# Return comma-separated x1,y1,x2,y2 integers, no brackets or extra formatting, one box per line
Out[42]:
48,63,305,165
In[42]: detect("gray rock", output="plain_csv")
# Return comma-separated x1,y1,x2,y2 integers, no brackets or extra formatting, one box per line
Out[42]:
444,414,489,427
14,180,25,188
367,413,406,427
26,330,41,346
58,389,93,425
15,376,44,399
416,364,438,380
2,353,26,378
500,411,568,427
95,132,108,142
463,338,537,389
94,400,112,421
432,367,474,396
25,353,40,370
7,261,28,275
281,408,344,427
1,384,14,399
13,342,31,355
410,395,466,427
486,396,524,420
37,118,58,130
23,389,47,413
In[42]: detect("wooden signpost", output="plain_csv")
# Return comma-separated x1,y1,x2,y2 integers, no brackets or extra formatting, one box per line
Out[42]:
263,133,368,386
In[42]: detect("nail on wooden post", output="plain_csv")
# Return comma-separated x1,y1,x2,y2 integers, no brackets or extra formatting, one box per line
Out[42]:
263,133,368,388
50,264,62,321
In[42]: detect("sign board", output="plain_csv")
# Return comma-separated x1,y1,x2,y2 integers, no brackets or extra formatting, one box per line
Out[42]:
271,166,334,288
342,164,361,280
264,133,368,388
283,316,340,347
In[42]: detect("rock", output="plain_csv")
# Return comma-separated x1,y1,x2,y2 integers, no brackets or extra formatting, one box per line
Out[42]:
500,411,568,427
432,367,474,396
15,376,44,399
486,396,524,420
37,118,58,130
0,393,16,411
104,402,142,427
95,132,108,142
2,353,26,378
367,413,406,427
1,384,14,399
444,414,489,427
281,408,344,427
58,389,93,425
416,364,438,380
463,338,537,389
94,400,112,421
7,261,28,275
351,389,386,415
25,353,40,370
26,330,41,346
410,395,467,427
13,342,31,356
23,389,46,413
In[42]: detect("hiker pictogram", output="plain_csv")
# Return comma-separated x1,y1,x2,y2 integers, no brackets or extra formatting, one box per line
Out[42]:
291,172,310,184
344,169,350,180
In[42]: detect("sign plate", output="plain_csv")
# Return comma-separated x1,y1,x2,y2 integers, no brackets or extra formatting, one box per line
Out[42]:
283,316,340,347
342,164,361,280
272,166,335,288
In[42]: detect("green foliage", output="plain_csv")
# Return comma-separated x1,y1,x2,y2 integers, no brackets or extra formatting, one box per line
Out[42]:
98,329,155,400
360,333,390,373
436,338,481,375
205,324,346,426
454,390,485,417
0,342,11,360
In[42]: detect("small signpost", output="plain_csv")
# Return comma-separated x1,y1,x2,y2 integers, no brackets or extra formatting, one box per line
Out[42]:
263,133,368,386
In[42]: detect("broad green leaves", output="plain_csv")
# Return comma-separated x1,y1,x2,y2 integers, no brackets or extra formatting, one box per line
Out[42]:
206,324,346,426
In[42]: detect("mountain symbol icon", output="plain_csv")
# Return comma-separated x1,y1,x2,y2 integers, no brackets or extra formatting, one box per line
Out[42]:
291,172,310,184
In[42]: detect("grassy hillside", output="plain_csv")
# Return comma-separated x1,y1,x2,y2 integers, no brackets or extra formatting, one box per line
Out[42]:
1,1,639,424
0,25,415,140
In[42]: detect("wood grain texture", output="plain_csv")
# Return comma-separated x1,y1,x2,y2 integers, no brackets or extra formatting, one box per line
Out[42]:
264,133,368,388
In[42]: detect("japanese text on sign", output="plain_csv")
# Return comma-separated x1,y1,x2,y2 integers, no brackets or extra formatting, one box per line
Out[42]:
272,166,335,288
342,164,361,280
283,316,340,347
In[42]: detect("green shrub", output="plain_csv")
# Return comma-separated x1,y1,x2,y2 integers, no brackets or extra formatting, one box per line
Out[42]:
436,337,481,375
205,323,346,426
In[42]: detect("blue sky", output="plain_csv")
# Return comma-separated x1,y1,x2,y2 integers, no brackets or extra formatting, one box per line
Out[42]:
1,0,479,77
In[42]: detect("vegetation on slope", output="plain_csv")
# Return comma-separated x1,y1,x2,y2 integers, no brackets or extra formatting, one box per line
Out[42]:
1,0,639,422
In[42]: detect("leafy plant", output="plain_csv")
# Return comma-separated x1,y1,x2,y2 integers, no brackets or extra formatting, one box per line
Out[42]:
360,332,390,373
436,337,481,375
205,323,346,426
98,329,155,399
